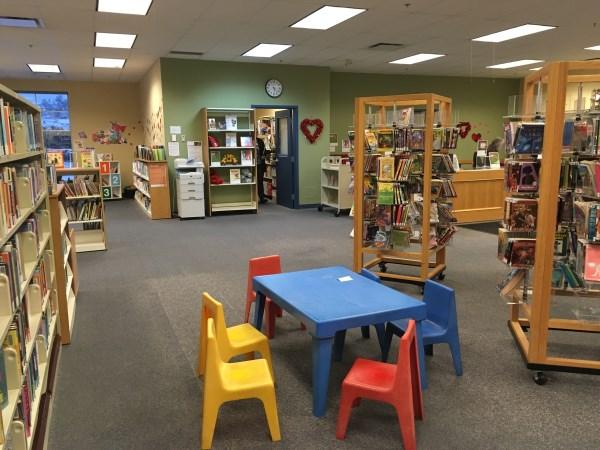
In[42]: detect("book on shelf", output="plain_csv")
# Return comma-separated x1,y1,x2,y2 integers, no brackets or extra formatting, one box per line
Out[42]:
0,98,40,156
225,114,238,130
229,169,241,184
390,229,410,249
240,168,253,184
225,133,237,147
513,123,544,154
208,118,216,130
377,129,393,150
377,182,394,205
135,145,166,161
502,238,536,267
504,198,537,232
504,159,540,192
580,241,600,282
364,130,378,152
61,175,99,197
210,151,221,167
574,201,600,242
240,136,253,148
241,149,253,166
46,151,64,169
409,129,425,151
377,156,395,180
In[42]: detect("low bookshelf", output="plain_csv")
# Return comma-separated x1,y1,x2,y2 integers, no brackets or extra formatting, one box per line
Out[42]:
99,160,122,200
132,158,171,219
56,167,107,252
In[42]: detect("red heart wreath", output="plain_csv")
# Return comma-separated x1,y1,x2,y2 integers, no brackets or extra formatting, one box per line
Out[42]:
471,132,482,142
301,118,324,144
457,121,471,139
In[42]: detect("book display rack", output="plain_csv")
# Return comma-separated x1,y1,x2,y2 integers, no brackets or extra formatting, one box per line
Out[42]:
201,108,258,215
0,84,61,449
56,167,107,252
132,156,171,220
353,94,459,285
318,156,352,216
99,161,122,200
500,61,600,381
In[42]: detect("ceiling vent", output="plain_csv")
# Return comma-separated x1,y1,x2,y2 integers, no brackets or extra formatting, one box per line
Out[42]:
0,16,43,28
169,50,204,58
368,42,403,51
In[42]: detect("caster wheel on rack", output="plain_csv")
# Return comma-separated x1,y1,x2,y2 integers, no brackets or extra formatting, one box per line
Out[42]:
437,272,446,281
318,205,323,212
378,262,387,273
335,210,341,217
533,371,548,385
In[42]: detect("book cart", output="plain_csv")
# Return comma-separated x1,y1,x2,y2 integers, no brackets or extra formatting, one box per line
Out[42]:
353,94,458,285
0,84,62,449
319,155,353,216
501,61,600,384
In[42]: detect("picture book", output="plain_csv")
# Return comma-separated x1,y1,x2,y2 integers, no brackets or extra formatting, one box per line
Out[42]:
518,161,539,192
504,198,537,231
210,151,221,167
513,123,544,154
571,120,590,153
504,238,536,267
562,120,574,148
584,243,600,282
364,130,378,152
554,228,568,257
372,230,390,249
208,118,217,130
488,152,500,169
241,149,253,166
377,130,394,149
47,151,64,168
409,129,424,151
390,229,410,249
225,133,237,147
377,156,395,180
225,114,238,130
229,168,241,184
363,223,379,244
377,182,394,205
432,128,443,151
375,205,392,230
364,198,377,221
240,136,253,147
398,108,413,127
79,150,95,168
363,175,377,195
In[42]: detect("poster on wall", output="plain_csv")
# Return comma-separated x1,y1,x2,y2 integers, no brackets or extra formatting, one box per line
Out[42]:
92,121,128,144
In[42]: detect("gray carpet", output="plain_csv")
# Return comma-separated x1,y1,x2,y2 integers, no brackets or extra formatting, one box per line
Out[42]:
47,201,600,449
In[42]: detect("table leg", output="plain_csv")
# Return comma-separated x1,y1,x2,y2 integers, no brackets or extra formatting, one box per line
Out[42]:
253,292,266,331
415,320,428,390
333,330,346,361
312,336,334,417
373,323,386,360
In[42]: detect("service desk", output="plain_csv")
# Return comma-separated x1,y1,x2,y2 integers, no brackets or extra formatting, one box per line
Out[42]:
453,168,504,224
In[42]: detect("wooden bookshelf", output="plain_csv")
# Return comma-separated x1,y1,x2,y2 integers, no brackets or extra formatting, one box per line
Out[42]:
56,167,107,252
132,159,171,219
503,61,600,380
319,155,353,216
0,83,61,449
353,93,458,285
200,108,258,215
99,160,122,200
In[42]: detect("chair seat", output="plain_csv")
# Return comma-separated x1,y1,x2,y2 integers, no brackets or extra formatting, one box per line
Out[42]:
221,359,273,390
389,319,446,339
227,323,267,347
344,358,395,391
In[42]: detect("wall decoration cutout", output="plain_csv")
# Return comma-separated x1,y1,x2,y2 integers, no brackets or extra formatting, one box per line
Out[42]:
78,131,87,139
471,132,482,142
300,118,324,144
92,121,128,144
457,122,471,139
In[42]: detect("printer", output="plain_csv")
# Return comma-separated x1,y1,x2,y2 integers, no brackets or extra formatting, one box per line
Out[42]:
174,158,205,219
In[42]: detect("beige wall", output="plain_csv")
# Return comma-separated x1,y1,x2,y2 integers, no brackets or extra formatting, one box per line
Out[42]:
139,60,165,146
0,78,144,187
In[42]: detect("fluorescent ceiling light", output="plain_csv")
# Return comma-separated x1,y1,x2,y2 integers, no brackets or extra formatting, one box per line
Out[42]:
585,45,600,51
389,53,445,65
94,57,126,69
243,43,292,58
487,59,543,69
97,0,153,15
95,32,137,49
473,24,555,43
529,67,543,71
291,6,366,30
0,16,41,28
27,64,61,73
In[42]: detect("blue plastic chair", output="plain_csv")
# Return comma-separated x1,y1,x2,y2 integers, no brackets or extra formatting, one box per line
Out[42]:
333,269,386,361
382,280,463,376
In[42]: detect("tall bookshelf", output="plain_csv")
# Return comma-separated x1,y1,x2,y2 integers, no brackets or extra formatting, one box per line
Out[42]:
353,94,459,285
257,115,276,200
56,167,107,252
200,108,258,215
99,160,122,200
132,159,171,219
501,61,600,381
0,84,61,449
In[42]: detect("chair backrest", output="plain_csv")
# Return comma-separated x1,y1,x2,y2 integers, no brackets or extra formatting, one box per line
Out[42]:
423,280,456,330
393,319,421,394
202,292,231,353
359,268,381,283
205,318,224,382
246,255,282,301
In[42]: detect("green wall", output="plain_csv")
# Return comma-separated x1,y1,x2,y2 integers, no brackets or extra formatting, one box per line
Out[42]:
160,58,330,205
330,72,520,161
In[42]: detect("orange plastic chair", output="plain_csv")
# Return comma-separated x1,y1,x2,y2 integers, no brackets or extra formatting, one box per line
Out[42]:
336,320,423,450
201,318,281,449
245,255,305,338
198,292,274,380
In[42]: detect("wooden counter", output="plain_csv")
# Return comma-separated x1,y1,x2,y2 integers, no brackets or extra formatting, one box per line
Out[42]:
453,168,504,224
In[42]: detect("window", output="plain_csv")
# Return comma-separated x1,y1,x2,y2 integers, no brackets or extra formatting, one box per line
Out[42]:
19,91,73,167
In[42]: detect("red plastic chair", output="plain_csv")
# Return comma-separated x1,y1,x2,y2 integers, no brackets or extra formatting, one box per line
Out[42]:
244,255,284,339
336,320,423,450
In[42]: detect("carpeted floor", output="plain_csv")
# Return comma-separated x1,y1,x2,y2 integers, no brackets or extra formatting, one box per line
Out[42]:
47,200,600,450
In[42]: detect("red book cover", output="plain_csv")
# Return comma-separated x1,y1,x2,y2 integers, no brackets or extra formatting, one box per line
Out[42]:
584,244,600,281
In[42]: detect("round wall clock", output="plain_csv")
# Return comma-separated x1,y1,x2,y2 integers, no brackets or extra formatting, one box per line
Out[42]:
265,79,283,98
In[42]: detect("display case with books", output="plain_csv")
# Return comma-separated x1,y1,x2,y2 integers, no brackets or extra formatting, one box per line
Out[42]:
353,94,458,285
0,83,61,448
132,158,171,220
200,108,257,215
500,61,600,381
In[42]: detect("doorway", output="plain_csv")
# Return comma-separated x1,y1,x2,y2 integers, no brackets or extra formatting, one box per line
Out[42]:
252,105,299,209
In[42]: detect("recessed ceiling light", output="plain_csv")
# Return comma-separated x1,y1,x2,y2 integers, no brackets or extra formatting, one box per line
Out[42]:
97,0,153,15
585,45,600,51
242,43,292,58
94,57,126,69
529,67,543,71
389,53,445,65
27,64,61,73
95,32,137,49
0,16,41,28
487,59,543,69
473,24,555,43
291,6,366,30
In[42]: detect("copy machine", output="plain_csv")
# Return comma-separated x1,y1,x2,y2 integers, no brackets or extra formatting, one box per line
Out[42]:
175,159,205,218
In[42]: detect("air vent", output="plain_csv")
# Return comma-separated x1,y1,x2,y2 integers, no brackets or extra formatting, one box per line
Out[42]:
368,42,403,51
0,16,42,28
169,50,204,57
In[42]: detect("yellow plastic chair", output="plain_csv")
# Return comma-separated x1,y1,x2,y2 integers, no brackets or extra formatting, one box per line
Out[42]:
202,318,281,449
198,292,274,380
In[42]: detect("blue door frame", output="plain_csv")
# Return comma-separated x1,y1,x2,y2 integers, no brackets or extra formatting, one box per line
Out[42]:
252,104,300,208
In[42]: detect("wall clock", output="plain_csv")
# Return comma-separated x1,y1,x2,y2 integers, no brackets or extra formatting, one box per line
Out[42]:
265,79,283,98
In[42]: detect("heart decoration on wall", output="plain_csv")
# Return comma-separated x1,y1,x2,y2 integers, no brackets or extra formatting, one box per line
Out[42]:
471,132,482,142
301,118,324,144
457,121,472,139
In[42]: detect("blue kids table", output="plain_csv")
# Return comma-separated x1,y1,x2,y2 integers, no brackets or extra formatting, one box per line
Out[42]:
252,265,427,417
